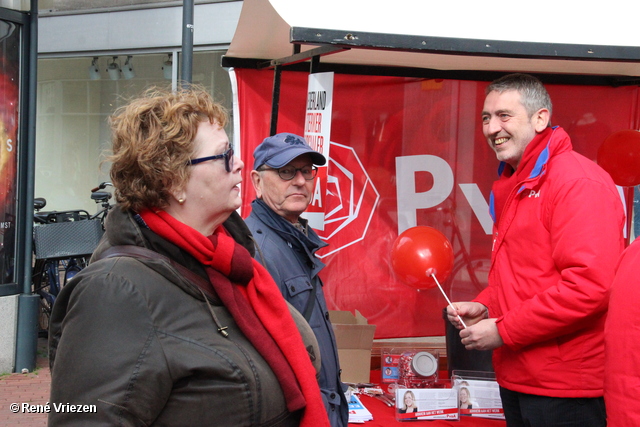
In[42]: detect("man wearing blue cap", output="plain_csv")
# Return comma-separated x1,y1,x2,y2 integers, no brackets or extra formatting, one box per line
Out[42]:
246,132,348,427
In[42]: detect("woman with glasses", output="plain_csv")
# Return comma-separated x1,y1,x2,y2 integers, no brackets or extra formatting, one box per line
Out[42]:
48,87,329,427
246,133,349,427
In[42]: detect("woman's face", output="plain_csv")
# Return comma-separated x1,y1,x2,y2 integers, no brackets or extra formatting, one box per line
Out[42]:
177,120,243,233
459,388,469,403
404,392,414,407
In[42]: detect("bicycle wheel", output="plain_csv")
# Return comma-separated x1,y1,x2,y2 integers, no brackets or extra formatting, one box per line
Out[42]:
38,293,54,336
32,259,59,336
63,256,88,284
446,257,491,302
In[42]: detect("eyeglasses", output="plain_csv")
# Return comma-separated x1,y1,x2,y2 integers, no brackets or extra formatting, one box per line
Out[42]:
259,165,318,181
188,147,234,172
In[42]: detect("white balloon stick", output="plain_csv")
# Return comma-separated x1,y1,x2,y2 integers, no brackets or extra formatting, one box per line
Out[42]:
426,268,467,329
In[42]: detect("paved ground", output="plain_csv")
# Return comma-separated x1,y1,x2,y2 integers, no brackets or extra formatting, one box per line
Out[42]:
0,337,50,426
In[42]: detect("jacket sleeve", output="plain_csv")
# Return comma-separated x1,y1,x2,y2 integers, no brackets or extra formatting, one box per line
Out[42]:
604,240,640,426
496,177,624,350
49,268,172,426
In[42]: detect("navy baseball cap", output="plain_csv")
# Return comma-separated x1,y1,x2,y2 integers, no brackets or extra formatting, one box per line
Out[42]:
253,133,326,170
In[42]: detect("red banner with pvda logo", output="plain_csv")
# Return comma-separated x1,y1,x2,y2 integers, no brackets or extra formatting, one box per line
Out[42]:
234,68,638,338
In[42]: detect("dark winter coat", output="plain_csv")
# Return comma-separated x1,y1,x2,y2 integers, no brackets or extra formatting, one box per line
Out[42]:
246,199,348,427
48,205,320,426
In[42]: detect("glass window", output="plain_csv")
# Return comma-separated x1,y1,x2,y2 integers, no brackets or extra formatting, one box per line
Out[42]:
36,50,231,214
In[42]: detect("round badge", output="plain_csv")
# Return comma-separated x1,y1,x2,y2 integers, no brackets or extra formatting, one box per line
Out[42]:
411,351,438,377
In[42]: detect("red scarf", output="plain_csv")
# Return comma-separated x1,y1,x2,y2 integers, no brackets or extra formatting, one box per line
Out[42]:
140,209,329,427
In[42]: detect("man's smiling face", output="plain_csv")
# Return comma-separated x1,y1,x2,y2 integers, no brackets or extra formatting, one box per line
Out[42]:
481,89,548,170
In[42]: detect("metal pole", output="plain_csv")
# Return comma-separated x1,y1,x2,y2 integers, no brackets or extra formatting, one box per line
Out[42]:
15,0,40,373
269,65,282,136
180,0,194,86
310,55,320,74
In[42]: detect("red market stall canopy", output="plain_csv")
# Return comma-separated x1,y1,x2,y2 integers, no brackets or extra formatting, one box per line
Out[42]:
222,0,640,339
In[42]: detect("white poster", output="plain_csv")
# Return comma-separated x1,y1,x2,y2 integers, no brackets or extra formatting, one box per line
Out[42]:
303,72,334,230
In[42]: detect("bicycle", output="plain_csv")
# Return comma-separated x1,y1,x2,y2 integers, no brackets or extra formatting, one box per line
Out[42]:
90,181,114,228
32,197,104,335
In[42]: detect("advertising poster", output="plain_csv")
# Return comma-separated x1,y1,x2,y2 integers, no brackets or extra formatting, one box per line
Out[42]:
303,72,333,230
0,20,19,286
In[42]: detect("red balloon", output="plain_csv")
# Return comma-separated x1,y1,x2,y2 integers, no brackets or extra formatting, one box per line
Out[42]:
390,226,454,290
597,130,640,187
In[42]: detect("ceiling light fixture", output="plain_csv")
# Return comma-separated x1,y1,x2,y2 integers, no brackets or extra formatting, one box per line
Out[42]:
107,56,121,81
162,54,173,80
88,57,100,80
122,56,135,80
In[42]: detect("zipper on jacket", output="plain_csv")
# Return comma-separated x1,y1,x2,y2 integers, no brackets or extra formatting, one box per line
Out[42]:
494,171,540,250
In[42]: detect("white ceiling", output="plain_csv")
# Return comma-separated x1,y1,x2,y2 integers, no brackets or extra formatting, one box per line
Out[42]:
38,1,242,55
225,0,640,77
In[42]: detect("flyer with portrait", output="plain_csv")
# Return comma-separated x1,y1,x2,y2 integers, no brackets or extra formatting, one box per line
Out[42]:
452,370,505,419
394,388,458,421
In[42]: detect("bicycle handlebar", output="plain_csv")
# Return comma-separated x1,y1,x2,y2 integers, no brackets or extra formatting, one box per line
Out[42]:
34,183,114,226
90,182,113,193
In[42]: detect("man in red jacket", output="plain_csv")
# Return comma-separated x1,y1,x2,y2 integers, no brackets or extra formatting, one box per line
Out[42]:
446,73,625,427
604,239,640,426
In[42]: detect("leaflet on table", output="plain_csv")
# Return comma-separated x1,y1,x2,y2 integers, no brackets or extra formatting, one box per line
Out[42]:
452,370,505,420
394,387,459,421
348,393,373,422
381,348,401,382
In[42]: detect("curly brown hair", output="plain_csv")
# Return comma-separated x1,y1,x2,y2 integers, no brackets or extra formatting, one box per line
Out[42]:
107,85,228,212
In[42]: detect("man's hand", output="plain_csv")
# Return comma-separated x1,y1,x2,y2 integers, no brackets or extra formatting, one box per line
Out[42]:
446,302,487,329
460,319,503,351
